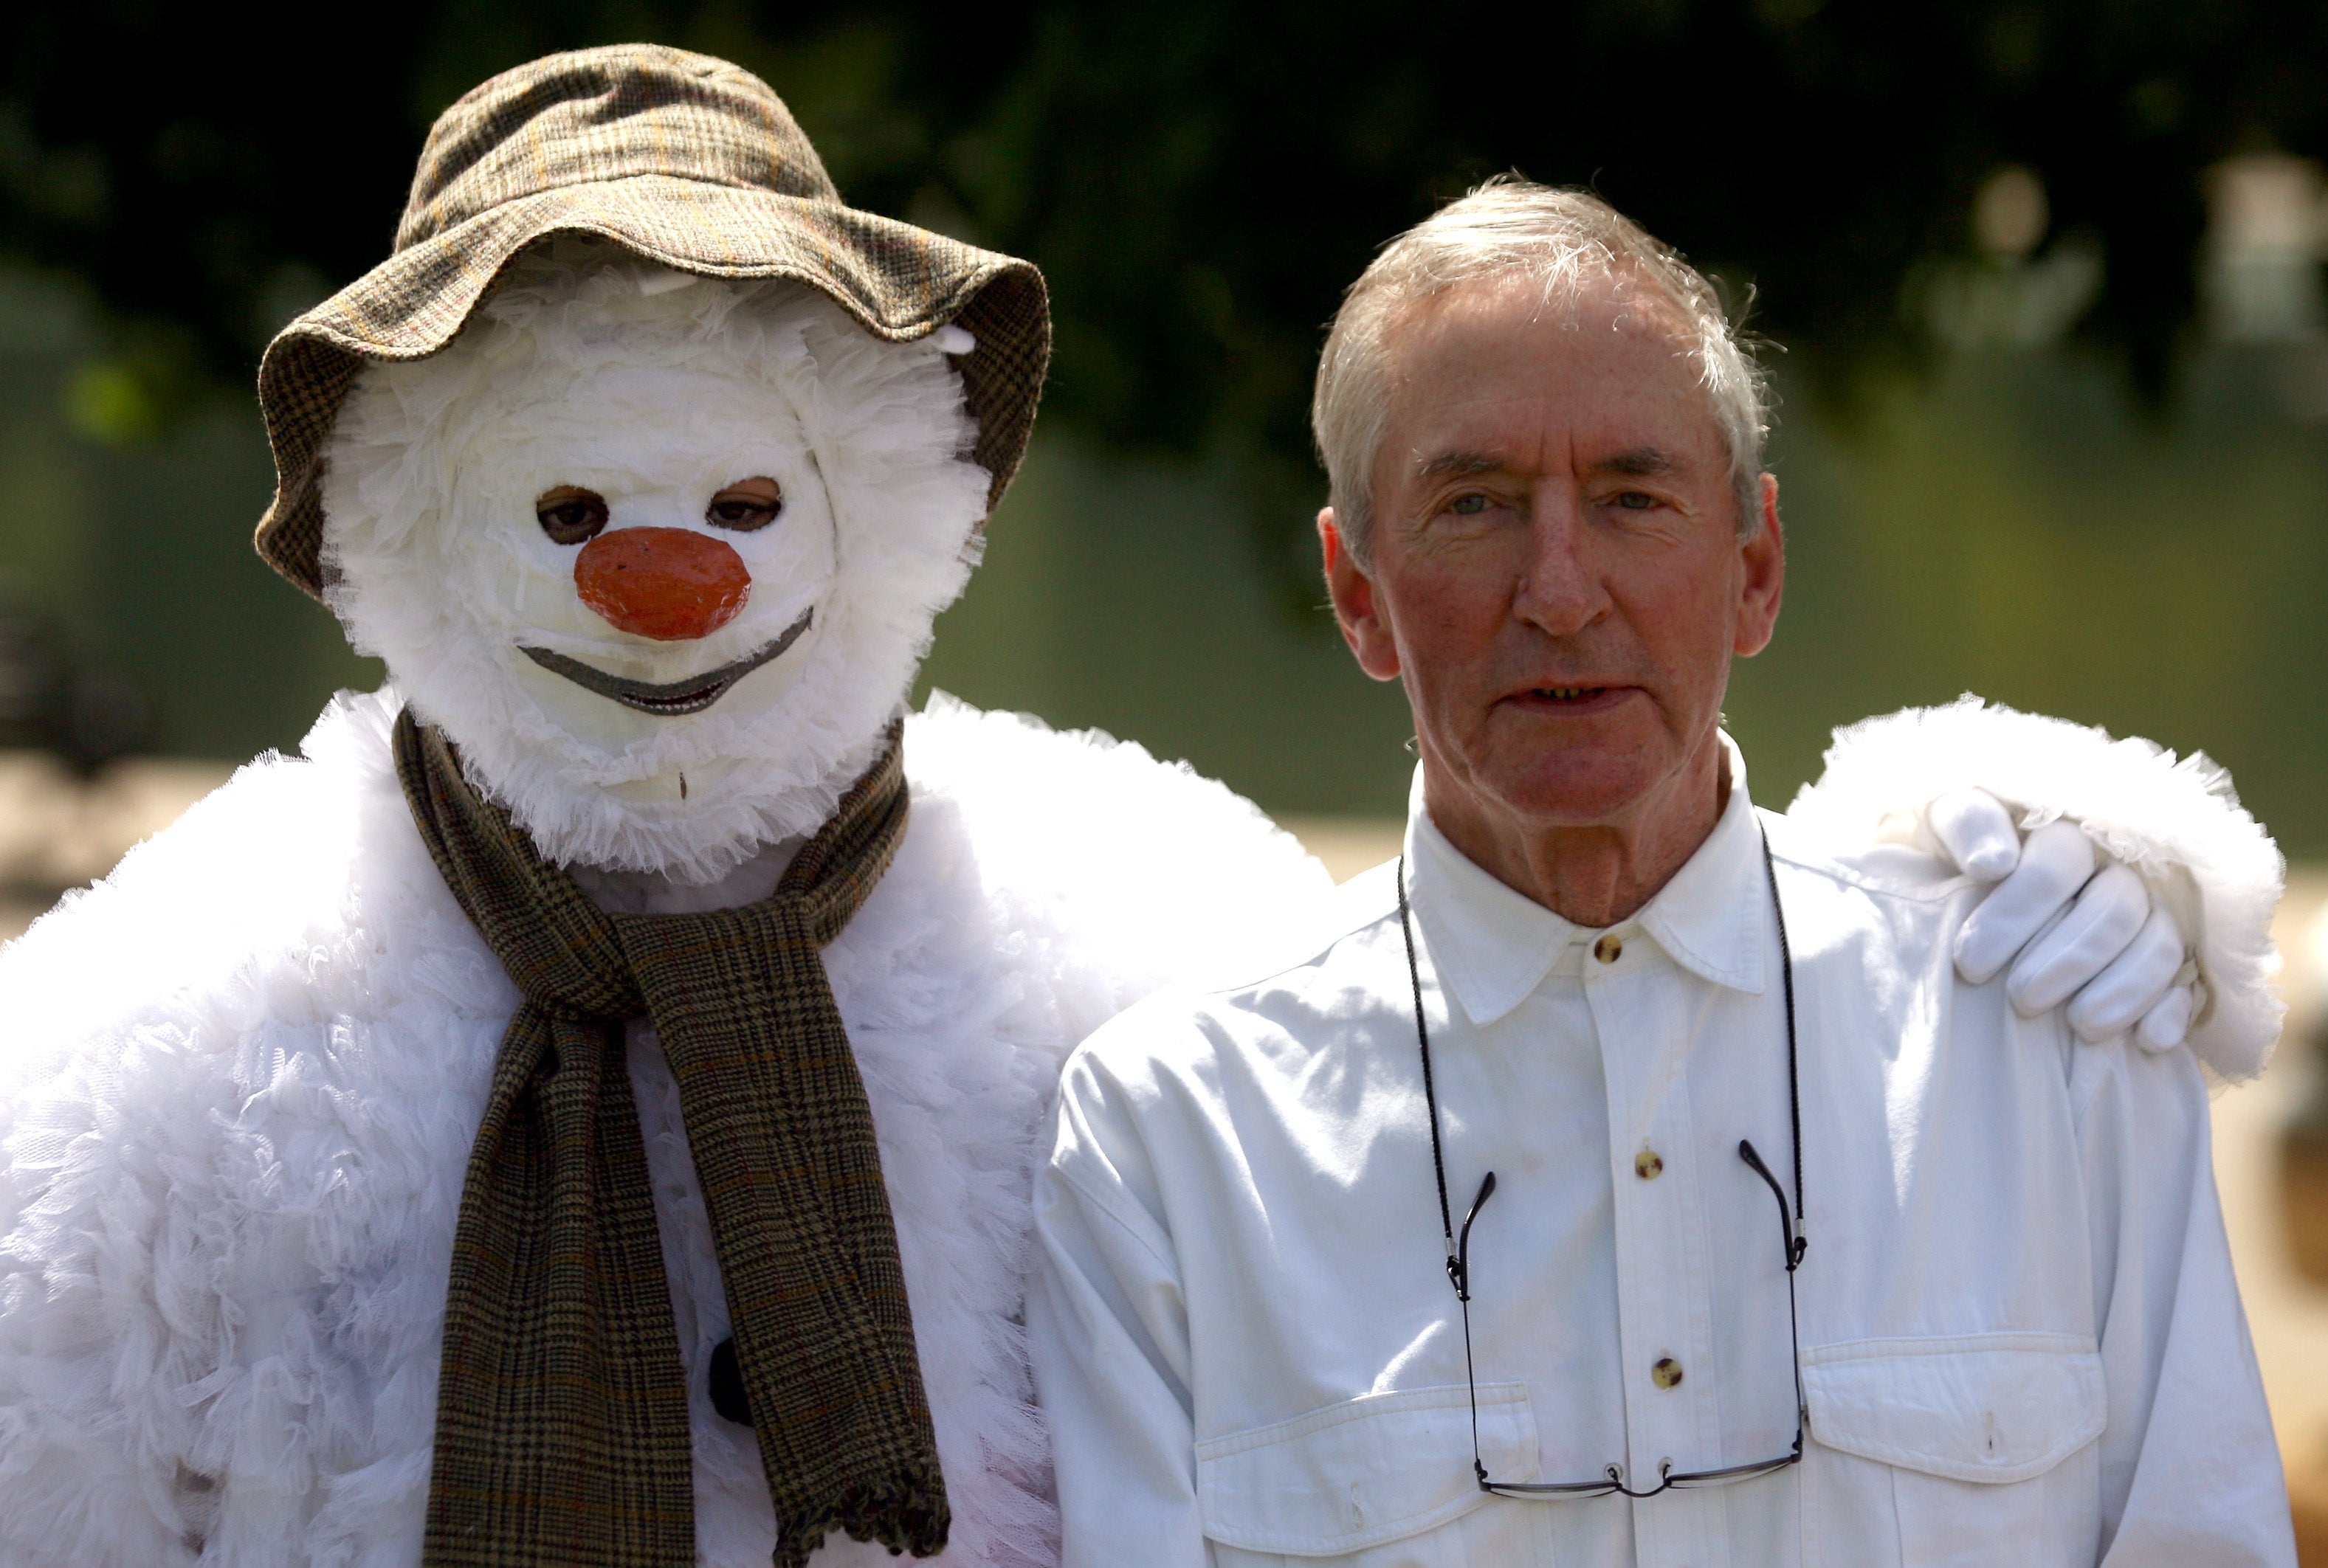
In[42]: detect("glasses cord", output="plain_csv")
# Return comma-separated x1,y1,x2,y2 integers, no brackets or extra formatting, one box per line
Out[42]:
1398,823,1808,1496
1399,854,1495,1485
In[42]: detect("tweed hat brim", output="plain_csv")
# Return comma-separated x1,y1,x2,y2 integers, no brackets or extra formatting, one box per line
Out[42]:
255,173,1049,600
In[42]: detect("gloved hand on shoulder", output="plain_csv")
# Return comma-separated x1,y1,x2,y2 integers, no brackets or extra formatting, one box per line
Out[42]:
1930,786,2197,1052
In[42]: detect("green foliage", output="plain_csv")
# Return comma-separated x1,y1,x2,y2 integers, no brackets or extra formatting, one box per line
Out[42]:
6,1,2326,476
60,327,205,447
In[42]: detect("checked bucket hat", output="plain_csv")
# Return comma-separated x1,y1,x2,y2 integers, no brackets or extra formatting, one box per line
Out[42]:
253,44,1050,599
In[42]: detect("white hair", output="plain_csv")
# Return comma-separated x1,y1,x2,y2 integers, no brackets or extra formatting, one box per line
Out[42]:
1312,179,1771,562
320,239,989,880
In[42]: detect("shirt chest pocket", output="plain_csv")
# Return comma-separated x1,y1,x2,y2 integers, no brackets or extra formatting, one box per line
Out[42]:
1195,1383,1543,1567
1802,1333,2106,1568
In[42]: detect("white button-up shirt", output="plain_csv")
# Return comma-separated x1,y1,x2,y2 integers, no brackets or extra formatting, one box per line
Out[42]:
1029,741,2293,1567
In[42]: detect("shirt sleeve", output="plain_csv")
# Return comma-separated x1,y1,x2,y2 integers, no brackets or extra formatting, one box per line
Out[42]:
1027,1041,1212,1568
2076,1039,2297,1567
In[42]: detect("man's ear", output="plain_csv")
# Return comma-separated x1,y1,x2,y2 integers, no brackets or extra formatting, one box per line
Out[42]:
1733,472,1785,659
1320,509,1402,682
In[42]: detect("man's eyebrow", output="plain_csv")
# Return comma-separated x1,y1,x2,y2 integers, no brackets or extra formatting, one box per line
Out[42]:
1413,449,1508,481
1591,446,1687,478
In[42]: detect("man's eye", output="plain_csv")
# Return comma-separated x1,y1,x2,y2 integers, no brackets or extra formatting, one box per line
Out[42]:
708,499,780,528
706,477,784,532
535,486,610,545
1447,494,1490,516
1614,491,1657,511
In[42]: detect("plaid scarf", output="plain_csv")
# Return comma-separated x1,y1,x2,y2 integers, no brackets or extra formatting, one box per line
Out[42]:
395,711,945,1568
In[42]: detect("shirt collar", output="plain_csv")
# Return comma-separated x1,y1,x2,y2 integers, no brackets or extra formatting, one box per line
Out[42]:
1404,732,1769,1027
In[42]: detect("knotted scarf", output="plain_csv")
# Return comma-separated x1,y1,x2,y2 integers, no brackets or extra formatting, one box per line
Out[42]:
395,711,945,1568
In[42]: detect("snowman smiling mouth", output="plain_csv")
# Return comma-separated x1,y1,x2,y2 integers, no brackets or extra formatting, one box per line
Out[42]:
518,607,815,716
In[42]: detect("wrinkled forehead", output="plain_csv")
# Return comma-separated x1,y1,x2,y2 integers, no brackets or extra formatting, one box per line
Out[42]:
1375,269,1722,474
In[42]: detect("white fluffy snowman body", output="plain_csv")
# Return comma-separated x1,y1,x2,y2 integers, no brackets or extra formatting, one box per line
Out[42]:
0,249,1337,1567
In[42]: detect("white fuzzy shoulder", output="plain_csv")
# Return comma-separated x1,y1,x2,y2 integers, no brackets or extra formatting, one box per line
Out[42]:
0,685,511,1567
0,687,507,1051
1785,696,2285,1080
906,693,1338,1041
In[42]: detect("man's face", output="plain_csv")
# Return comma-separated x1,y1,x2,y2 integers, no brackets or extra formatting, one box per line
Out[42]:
1323,269,1783,838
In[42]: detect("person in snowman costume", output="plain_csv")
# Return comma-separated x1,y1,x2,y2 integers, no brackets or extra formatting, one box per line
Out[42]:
0,44,2262,1568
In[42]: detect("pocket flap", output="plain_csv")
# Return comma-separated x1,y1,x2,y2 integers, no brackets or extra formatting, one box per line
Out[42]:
1803,1332,2106,1485
1196,1383,1537,1556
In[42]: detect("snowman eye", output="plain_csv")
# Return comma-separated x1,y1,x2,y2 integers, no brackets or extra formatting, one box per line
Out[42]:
536,486,609,545
706,476,783,532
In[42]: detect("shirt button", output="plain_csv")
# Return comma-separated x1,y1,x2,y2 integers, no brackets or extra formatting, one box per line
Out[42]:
1635,1148,1664,1180
1651,1357,1684,1389
1593,934,1623,964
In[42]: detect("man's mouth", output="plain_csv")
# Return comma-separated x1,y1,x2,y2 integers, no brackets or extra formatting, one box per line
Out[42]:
517,608,814,716
1505,684,1635,714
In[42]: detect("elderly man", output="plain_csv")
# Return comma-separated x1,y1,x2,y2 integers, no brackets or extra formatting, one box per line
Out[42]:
1027,182,2295,1567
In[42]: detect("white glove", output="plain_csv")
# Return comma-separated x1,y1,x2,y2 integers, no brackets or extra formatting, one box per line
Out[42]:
1931,787,2197,1051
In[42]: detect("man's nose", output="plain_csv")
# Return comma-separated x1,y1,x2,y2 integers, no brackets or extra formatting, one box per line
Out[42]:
574,528,751,640
1513,497,1611,635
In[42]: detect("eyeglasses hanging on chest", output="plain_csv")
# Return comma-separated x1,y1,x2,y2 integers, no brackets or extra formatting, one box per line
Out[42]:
1395,826,1810,1500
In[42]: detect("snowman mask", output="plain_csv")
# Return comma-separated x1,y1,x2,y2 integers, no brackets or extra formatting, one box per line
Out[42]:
321,242,990,882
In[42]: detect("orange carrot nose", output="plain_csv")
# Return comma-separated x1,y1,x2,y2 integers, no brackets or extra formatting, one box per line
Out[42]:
574,528,751,641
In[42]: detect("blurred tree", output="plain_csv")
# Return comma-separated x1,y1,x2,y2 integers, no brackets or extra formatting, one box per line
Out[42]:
4,0,2325,588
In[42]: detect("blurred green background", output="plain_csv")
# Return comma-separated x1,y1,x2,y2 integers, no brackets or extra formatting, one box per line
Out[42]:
4,1,2328,842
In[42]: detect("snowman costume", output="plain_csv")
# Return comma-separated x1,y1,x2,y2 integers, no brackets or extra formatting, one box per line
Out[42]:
0,44,2279,1568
